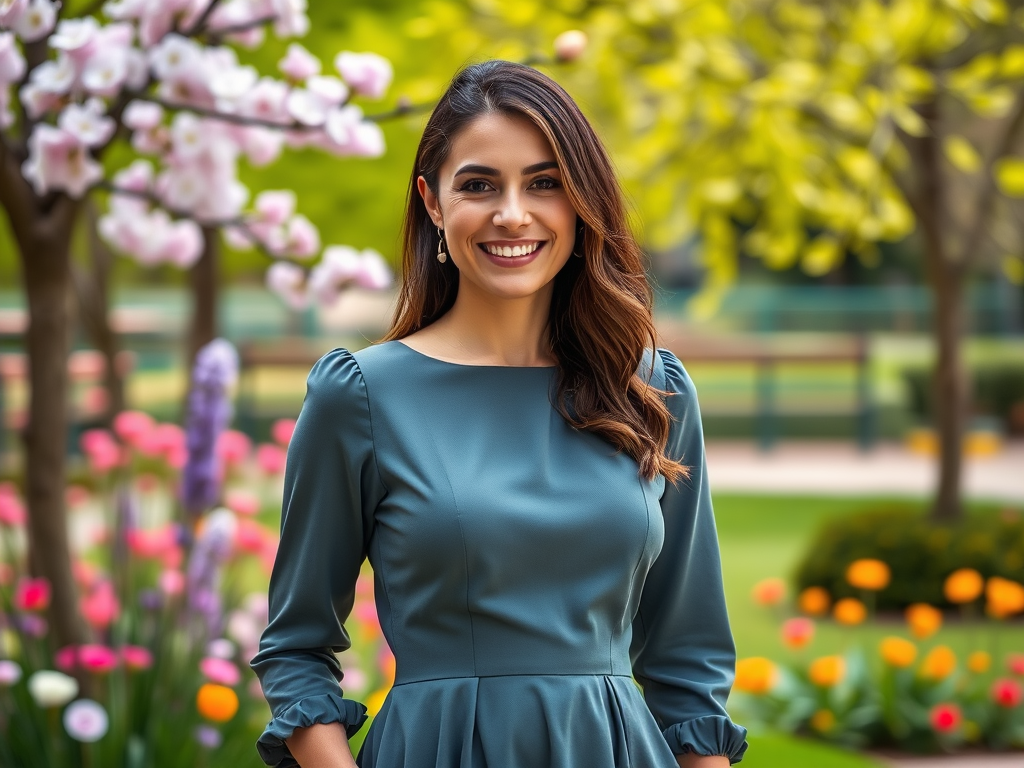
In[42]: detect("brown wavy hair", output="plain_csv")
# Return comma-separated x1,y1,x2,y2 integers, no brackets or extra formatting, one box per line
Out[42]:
382,60,686,483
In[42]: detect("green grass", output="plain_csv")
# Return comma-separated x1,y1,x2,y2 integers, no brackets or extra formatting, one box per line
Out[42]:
742,731,885,767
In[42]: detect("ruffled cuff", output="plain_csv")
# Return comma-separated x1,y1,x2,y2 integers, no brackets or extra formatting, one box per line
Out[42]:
256,693,368,768
663,715,749,764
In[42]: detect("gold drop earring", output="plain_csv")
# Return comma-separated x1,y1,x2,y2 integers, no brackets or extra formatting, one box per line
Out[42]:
436,226,447,263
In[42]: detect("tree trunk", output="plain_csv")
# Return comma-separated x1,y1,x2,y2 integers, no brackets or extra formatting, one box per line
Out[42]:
70,200,125,425
17,204,87,648
909,97,967,523
187,227,219,372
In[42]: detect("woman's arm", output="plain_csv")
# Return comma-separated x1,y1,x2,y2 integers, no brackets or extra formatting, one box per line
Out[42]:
285,722,359,768
678,755,731,768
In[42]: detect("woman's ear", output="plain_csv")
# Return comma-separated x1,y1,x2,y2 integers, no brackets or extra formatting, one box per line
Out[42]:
417,176,442,228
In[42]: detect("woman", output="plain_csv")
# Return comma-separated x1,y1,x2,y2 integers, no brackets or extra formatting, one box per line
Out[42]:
251,60,748,768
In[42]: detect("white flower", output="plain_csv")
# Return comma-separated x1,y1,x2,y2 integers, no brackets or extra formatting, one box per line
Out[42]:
285,87,329,126
27,670,79,708
58,101,115,148
49,16,99,53
0,659,22,686
81,49,129,97
148,34,202,81
306,75,347,106
63,699,109,742
278,42,319,81
12,0,56,43
270,0,309,38
0,31,26,85
123,100,164,131
29,55,76,94
210,64,257,104
169,111,206,158
206,638,236,659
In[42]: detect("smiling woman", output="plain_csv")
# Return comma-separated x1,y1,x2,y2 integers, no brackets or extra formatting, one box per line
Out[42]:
252,60,747,768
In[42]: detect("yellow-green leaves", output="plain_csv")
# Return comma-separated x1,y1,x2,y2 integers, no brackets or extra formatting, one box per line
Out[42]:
944,135,981,172
994,157,1024,196
802,235,842,275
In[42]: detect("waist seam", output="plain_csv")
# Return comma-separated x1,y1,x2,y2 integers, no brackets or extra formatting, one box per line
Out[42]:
392,672,635,687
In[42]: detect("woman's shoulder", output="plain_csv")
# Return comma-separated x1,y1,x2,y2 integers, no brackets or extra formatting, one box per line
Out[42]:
646,347,697,401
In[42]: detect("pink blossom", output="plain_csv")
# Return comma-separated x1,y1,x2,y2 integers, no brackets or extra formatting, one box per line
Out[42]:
218,430,252,467
82,48,130,97
241,126,284,166
112,158,155,195
159,569,185,596
11,0,56,43
306,75,348,106
55,645,78,672
266,262,308,310
238,77,289,124
58,100,115,148
227,611,260,649
224,489,260,516
14,576,51,611
271,418,296,446
0,482,25,527
0,32,26,85
63,698,109,742
334,51,392,99
278,42,320,81
269,0,309,38
127,525,178,559
78,644,118,674
121,645,153,671
123,101,164,132
207,638,236,659
22,125,103,198
200,656,240,686
256,443,286,475
0,0,28,28
143,422,185,460
80,581,120,628
254,189,295,225
286,86,330,126
113,410,155,447
161,219,204,268
283,214,319,258
0,85,13,130
49,17,100,61
210,63,258,106
341,665,367,693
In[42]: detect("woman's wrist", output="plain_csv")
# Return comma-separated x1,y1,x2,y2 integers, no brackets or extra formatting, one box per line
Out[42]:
676,752,731,768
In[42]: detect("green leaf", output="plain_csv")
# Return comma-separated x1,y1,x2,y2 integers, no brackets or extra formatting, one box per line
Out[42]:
1000,44,1024,78
892,104,929,136
943,135,982,173
1003,255,1024,284
995,157,1024,196
802,235,841,276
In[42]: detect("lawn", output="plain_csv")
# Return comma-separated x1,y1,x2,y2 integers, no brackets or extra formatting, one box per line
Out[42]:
713,493,1024,768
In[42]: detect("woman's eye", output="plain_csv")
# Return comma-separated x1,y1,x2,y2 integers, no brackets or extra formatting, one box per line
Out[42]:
531,177,560,190
461,180,491,193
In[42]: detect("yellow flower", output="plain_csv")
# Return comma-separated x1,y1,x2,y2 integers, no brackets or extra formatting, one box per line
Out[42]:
944,568,983,604
920,645,957,681
846,559,891,591
879,637,917,668
810,709,836,733
364,687,390,717
734,657,777,695
751,577,786,607
196,683,239,722
905,603,943,640
986,576,1024,619
967,651,991,674
833,597,867,625
809,656,845,687
798,587,831,617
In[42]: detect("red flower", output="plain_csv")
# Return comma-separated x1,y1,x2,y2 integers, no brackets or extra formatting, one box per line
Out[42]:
992,678,1023,708
929,703,962,733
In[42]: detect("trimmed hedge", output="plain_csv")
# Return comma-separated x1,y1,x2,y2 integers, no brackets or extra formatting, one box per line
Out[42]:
794,505,1024,611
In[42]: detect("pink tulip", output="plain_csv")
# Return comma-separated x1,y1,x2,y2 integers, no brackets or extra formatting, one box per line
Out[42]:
121,645,153,671
271,419,296,447
0,482,25,527
80,428,116,456
218,430,252,467
112,410,155,447
159,569,185,597
162,545,184,570
55,645,78,672
127,525,177,559
80,581,120,628
200,656,241,686
14,576,51,611
148,422,185,457
224,489,260,517
255,443,286,475
78,644,118,674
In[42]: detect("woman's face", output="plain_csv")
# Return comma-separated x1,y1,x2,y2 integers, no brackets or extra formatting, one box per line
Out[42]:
418,111,578,304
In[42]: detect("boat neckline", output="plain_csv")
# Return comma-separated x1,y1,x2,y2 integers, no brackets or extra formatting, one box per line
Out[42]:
390,340,557,370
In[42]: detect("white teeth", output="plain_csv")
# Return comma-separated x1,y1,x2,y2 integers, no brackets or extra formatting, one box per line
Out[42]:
485,242,539,257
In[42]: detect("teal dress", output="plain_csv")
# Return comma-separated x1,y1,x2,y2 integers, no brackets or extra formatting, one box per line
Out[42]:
251,341,747,767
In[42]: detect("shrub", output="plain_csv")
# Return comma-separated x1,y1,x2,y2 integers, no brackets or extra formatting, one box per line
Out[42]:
794,506,1024,611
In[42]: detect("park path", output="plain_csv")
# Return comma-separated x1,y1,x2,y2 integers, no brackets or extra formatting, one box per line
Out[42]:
705,440,1024,504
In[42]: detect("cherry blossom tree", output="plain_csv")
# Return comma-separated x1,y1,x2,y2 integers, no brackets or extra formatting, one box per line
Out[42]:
0,0,395,647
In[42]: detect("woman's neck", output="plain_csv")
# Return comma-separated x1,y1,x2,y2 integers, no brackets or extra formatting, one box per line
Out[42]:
417,285,556,367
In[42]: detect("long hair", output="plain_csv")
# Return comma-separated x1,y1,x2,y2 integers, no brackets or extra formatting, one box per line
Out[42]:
383,60,686,483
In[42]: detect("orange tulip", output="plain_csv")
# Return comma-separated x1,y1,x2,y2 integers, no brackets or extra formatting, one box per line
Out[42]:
846,559,891,591
879,637,917,668
986,576,1024,619
905,603,942,639
798,586,831,616
809,656,845,687
781,617,815,649
833,597,867,626
943,569,983,604
810,709,836,733
196,683,239,722
734,657,777,695
967,651,991,674
920,645,957,681
751,578,786,607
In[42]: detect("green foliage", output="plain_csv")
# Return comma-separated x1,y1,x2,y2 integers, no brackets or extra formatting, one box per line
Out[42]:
794,506,1024,610
903,364,1024,432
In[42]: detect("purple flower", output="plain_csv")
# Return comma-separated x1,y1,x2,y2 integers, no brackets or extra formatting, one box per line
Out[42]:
194,724,222,749
186,509,237,637
182,340,238,517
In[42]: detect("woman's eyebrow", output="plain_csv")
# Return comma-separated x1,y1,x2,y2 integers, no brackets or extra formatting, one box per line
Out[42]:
453,161,559,178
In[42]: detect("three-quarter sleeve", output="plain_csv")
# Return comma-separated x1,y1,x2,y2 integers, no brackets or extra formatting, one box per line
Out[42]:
250,349,387,768
630,349,748,764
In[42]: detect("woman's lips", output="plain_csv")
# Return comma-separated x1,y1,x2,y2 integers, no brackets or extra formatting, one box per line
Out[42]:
478,241,546,267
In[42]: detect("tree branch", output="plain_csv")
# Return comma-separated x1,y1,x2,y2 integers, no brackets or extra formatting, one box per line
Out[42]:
182,0,225,37
144,96,306,130
203,14,276,42
960,90,1024,268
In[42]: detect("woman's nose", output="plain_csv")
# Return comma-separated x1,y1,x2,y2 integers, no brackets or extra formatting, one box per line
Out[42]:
493,191,531,230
